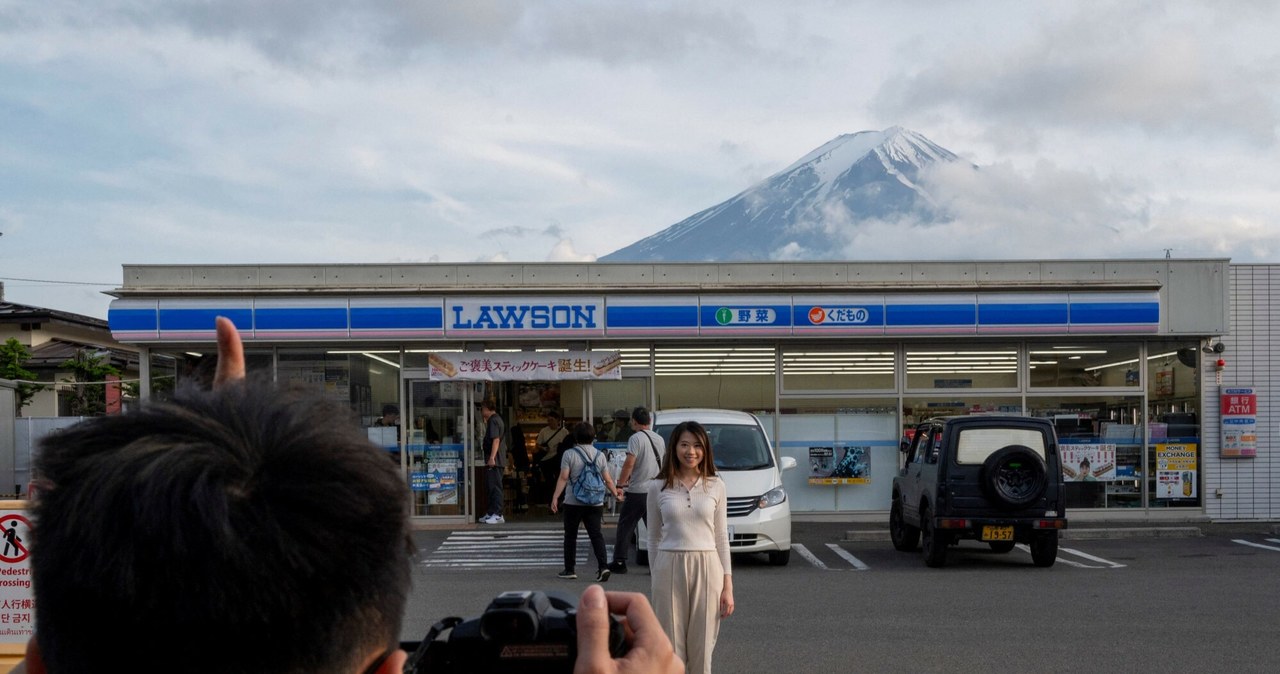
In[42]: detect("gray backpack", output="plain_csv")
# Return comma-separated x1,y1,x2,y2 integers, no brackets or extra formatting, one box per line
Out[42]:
569,446,607,506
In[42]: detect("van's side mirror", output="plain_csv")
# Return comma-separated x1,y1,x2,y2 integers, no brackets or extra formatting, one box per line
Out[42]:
779,456,797,472
900,438,911,452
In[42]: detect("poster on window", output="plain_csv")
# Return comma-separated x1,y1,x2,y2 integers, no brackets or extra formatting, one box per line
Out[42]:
1155,443,1198,499
1154,368,1175,397
808,445,871,485
427,351,622,381
1061,444,1116,482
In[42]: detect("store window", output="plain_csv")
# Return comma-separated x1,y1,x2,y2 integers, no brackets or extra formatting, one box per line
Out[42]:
1029,341,1141,388
905,344,1018,390
149,348,271,399
279,348,402,457
781,346,895,392
1146,342,1201,509
653,344,775,412
1026,395,1145,509
762,397,899,514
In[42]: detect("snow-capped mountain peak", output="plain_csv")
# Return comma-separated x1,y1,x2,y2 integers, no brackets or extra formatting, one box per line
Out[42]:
601,127,962,262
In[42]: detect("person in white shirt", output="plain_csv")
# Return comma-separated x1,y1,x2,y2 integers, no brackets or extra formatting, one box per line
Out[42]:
609,407,664,574
647,420,734,674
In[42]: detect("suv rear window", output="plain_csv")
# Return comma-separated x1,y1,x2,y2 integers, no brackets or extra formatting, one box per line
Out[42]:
955,428,1047,465
654,423,773,471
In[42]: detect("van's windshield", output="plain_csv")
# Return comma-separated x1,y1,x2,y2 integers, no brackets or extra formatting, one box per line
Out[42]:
654,423,774,471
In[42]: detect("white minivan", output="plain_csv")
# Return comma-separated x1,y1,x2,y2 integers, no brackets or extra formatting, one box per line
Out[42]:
636,408,796,566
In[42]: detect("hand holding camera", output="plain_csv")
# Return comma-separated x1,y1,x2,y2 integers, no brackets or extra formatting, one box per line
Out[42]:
406,586,682,674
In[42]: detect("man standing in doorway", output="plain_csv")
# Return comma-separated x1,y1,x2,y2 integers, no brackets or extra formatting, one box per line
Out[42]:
480,400,507,524
609,406,664,574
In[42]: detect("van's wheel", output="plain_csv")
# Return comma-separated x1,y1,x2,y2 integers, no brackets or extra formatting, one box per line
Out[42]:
988,541,1016,553
890,499,920,551
767,549,791,566
920,506,948,568
1030,531,1058,567
636,548,649,566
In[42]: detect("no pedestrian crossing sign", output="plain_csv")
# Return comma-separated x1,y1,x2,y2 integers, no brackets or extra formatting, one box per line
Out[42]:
0,504,35,648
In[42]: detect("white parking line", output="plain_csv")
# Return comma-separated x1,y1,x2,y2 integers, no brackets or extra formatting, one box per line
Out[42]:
1059,546,1127,568
792,543,829,570
826,544,869,570
1267,538,1280,545
1014,544,1103,568
1233,539,1280,552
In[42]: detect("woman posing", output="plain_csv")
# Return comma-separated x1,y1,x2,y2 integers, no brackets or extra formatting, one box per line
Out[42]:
646,420,734,674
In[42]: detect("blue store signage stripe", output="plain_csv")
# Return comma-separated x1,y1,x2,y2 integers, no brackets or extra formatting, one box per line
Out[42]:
351,306,444,330
159,308,252,331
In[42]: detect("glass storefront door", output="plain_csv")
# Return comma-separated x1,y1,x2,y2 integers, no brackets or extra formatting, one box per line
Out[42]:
405,379,468,517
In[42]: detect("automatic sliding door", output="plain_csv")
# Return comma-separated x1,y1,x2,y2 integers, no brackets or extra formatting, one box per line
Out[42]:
405,379,467,517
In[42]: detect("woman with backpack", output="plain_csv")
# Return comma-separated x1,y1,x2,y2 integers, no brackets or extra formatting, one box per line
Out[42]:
550,422,622,582
647,420,733,674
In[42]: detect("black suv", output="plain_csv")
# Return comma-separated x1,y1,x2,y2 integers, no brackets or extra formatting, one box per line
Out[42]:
890,415,1067,568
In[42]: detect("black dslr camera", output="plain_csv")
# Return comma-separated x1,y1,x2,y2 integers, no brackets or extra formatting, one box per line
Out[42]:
405,590,628,673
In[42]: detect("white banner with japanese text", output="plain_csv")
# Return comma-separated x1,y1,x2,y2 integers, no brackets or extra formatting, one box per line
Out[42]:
426,351,622,381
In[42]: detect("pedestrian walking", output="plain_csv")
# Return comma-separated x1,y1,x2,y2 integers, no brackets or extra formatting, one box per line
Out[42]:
551,422,622,582
609,406,664,574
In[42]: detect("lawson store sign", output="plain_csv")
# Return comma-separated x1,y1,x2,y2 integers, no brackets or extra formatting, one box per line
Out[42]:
107,291,1160,342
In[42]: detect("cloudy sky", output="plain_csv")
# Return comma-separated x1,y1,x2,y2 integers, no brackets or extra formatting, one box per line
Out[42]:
2,1,1278,319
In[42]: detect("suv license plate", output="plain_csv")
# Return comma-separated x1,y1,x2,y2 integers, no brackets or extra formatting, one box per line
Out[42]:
982,525,1014,541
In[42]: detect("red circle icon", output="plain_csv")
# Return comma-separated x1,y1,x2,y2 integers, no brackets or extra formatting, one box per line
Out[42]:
0,514,31,563
808,307,826,324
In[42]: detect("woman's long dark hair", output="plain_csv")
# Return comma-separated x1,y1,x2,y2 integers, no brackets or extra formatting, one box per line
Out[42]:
659,420,716,489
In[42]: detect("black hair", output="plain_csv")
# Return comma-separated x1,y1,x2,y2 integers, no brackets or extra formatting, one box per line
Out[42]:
31,379,413,674
631,406,651,426
659,420,717,489
572,421,596,445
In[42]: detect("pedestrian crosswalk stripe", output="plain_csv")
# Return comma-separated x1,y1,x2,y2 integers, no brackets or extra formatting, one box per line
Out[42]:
422,529,614,569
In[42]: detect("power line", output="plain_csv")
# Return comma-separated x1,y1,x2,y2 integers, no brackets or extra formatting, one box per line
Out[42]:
0,276,117,286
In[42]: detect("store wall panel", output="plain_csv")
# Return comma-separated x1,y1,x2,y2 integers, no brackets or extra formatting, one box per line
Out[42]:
1207,265,1279,520
653,265,719,285
847,263,913,283
525,265,592,284
257,266,330,287
910,262,977,283
392,265,458,285
1040,261,1108,282
457,265,525,286
591,264,655,285
189,266,261,287
325,266,402,286
783,263,847,285
976,262,1045,282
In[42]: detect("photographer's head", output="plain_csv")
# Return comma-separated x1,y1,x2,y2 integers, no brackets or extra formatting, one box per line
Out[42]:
27,380,414,674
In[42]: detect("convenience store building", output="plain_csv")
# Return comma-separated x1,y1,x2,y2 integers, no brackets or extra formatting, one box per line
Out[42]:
105,259,1278,524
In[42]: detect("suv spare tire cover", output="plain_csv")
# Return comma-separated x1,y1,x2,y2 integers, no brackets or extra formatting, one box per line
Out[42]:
981,444,1048,508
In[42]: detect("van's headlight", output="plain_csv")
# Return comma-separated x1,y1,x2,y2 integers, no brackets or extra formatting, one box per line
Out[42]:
758,487,787,509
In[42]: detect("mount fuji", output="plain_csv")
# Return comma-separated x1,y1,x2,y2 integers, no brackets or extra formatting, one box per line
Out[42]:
600,127,967,262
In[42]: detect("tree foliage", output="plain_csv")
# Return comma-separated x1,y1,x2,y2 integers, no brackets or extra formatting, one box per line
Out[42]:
0,337,43,414
59,348,120,417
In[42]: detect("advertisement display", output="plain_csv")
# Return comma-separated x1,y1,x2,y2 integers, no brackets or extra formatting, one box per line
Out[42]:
808,444,871,485
1061,444,1117,481
1220,387,1258,458
1155,443,1198,498
427,351,622,381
